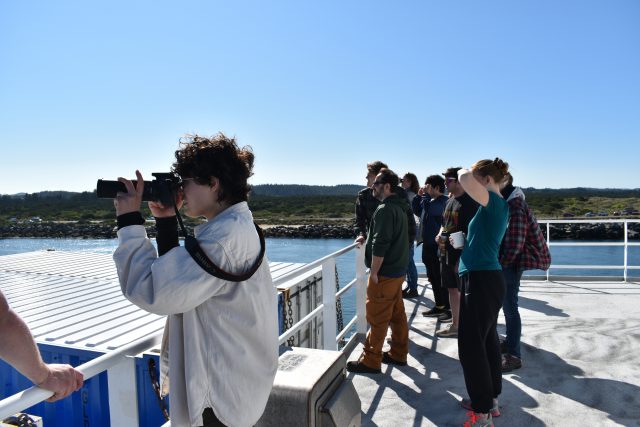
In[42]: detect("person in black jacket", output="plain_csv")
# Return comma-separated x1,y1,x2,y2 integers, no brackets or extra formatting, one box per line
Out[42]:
354,161,416,251
355,161,388,243
435,168,479,338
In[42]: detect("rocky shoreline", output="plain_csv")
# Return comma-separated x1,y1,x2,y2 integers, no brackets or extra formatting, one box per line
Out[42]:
1,221,639,240
0,222,357,239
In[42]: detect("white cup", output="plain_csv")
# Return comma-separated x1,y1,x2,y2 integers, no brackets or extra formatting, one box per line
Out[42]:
450,231,465,249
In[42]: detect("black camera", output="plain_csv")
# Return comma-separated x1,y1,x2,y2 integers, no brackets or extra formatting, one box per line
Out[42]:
96,172,181,206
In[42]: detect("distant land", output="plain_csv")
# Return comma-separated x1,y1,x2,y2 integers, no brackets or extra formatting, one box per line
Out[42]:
1,185,640,226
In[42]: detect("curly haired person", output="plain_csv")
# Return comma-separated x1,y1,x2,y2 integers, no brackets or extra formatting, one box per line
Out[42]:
113,133,278,427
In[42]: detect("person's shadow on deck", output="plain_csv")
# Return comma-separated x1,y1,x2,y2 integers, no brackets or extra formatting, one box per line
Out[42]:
518,295,569,317
353,282,547,426
355,331,549,427
502,343,640,426
355,336,640,426
353,282,640,426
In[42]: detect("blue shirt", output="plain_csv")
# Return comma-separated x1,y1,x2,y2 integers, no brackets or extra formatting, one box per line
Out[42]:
412,194,447,246
459,191,509,275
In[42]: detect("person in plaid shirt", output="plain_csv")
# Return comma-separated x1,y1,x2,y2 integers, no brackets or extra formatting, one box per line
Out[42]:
499,174,551,372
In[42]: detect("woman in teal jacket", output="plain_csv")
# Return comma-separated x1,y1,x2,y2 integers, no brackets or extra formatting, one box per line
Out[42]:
455,158,510,427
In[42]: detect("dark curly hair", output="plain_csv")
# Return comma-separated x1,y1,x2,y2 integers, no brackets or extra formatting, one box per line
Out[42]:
172,133,254,205
425,175,445,193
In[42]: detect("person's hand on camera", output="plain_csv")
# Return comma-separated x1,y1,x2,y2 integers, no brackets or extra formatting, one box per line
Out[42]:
114,170,144,216
149,191,183,218
37,363,84,402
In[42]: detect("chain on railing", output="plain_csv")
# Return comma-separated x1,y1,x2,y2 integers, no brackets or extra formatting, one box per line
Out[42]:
335,264,344,335
286,294,295,346
278,288,296,347
281,279,326,348
148,358,170,421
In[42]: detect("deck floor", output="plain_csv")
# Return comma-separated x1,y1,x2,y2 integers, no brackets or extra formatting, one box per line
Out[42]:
346,279,640,427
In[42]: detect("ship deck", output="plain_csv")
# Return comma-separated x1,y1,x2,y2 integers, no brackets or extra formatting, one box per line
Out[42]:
3,250,640,426
346,278,640,427
0,251,304,352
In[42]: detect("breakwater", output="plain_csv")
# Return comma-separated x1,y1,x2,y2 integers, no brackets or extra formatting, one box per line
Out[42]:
0,222,356,239
548,222,640,240
1,222,639,240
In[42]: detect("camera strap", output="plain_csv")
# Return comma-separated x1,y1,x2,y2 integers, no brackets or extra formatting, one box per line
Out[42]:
174,206,266,282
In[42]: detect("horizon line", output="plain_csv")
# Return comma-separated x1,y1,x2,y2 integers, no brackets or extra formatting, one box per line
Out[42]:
3,185,640,196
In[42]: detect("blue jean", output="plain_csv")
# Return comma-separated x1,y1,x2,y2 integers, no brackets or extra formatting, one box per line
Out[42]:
502,265,524,358
406,244,418,291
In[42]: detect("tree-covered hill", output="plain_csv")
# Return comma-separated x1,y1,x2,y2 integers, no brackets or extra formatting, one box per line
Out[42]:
1,186,639,225
252,184,362,196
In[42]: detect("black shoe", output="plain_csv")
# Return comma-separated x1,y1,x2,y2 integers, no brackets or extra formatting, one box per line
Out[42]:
422,306,446,317
502,354,522,372
382,352,407,366
437,311,452,323
402,288,419,298
346,361,381,374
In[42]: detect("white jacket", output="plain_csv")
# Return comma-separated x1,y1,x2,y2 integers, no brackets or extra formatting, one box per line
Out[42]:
114,202,278,427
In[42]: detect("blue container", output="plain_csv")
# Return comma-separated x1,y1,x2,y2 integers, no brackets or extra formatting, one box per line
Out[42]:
278,292,284,334
0,344,167,427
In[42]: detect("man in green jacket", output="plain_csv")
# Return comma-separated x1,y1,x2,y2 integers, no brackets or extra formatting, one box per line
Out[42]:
347,168,410,374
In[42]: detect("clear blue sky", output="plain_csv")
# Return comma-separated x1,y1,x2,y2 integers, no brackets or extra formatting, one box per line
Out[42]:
1,0,638,194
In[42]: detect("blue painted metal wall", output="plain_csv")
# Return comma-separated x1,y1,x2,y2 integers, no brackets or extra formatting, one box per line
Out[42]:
135,353,169,427
277,292,284,334
0,344,167,426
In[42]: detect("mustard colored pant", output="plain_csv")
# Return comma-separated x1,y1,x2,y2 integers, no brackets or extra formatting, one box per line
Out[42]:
361,275,409,369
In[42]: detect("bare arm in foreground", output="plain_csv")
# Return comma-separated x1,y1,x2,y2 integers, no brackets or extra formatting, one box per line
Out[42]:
0,291,83,402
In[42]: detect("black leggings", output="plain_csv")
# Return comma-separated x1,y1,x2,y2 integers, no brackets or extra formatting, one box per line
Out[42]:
422,244,449,309
458,270,505,414
201,408,227,427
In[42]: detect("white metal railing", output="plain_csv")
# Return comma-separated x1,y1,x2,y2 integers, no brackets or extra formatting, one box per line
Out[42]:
0,244,369,425
0,331,163,422
275,243,367,351
537,219,640,282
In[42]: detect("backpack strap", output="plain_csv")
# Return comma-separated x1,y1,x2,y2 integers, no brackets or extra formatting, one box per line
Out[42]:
174,205,265,282
183,223,266,282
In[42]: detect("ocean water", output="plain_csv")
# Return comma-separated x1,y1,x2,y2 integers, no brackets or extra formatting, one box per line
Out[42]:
2,238,639,323
0,237,366,321
2,237,639,275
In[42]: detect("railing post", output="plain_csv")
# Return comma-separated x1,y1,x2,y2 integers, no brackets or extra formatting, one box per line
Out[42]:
321,258,337,350
546,222,551,282
355,245,367,335
624,220,629,283
107,356,140,426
